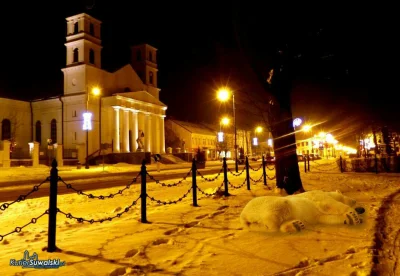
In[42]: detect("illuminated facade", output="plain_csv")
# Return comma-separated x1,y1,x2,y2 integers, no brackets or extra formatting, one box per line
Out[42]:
0,13,167,163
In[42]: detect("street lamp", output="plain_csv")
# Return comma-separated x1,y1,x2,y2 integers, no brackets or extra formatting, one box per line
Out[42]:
83,86,101,169
217,87,238,172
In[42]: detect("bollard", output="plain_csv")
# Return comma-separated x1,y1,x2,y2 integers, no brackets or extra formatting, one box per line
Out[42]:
307,155,310,172
304,157,307,173
47,159,58,252
140,159,148,223
191,158,198,207
262,155,267,186
245,156,250,190
340,156,343,173
223,157,230,196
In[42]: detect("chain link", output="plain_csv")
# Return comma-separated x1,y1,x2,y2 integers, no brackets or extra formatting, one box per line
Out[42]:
58,196,141,224
147,169,192,187
267,174,276,180
250,174,263,183
266,164,275,171
228,179,246,189
249,164,263,172
147,187,192,205
197,168,223,182
228,166,245,176
197,182,225,196
0,177,49,211
59,173,140,199
0,210,48,241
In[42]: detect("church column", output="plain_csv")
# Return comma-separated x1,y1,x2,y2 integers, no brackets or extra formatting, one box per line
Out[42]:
154,115,161,153
145,113,152,152
151,114,158,153
122,108,130,152
160,115,166,153
112,106,120,153
130,110,138,152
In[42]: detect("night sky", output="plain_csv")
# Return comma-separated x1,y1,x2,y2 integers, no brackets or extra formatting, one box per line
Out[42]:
0,1,398,144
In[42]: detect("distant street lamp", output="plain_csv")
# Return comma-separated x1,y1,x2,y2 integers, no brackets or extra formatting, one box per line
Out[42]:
217,88,238,172
84,86,101,169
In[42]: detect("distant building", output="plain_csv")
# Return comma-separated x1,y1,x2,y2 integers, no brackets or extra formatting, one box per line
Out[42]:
0,13,166,164
165,119,217,160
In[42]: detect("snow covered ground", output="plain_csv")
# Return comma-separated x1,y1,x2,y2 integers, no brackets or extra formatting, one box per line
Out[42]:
0,160,399,275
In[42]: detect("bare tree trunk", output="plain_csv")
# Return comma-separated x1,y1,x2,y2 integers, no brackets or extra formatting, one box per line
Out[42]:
231,2,305,195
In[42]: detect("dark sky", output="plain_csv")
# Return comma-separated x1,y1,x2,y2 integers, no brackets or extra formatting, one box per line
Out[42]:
0,1,398,144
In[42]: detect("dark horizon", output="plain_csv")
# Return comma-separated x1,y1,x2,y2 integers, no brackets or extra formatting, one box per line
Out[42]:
0,1,399,145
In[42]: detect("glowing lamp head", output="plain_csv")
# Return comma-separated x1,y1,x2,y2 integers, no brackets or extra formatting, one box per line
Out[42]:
255,126,263,133
217,88,230,102
221,117,230,126
92,87,101,96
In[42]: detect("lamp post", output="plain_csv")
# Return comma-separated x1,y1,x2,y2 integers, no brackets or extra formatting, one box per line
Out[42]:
84,87,101,169
217,88,238,172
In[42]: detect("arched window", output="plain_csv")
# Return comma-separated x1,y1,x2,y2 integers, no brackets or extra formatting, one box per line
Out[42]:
137,50,141,61
51,119,57,144
35,121,41,143
74,22,79,34
149,72,153,85
73,48,79,63
89,49,95,64
1,119,11,140
89,23,94,35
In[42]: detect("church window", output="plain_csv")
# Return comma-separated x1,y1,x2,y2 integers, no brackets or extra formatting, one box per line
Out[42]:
89,49,95,64
73,48,79,63
74,22,79,34
72,110,76,117
1,119,11,140
149,72,153,84
89,23,94,36
35,121,41,143
149,51,153,62
137,50,141,61
51,119,57,144
74,132,77,140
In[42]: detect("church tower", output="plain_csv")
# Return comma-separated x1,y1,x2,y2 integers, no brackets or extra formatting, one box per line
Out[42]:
131,44,158,88
62,13,102,95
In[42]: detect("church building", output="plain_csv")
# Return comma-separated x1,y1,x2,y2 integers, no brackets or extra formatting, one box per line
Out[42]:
0,13,167,165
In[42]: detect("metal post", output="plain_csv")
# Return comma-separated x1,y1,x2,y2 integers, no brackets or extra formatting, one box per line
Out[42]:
262,155,267,186
85,92,90,169
47,159,58,252
233,93,238,173
307,155,310,171
246,156,250,190
191,158,198,207
223,157,230,196
140,159,148,223
304,156,307,173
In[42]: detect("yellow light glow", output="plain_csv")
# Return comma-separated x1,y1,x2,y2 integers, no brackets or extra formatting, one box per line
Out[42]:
217,88,230,102
92,87,101,96
221,117,230,126
302,125,311,132
318,132,326,138
256,126,263,133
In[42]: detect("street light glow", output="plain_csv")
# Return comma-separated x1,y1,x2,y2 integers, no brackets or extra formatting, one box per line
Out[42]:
302,124,311,132
92,87,101,96
217,88,230,102
221,117,230,126
255,126,263,133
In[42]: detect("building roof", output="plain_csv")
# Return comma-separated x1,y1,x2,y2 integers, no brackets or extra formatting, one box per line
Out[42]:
170,120,216,136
